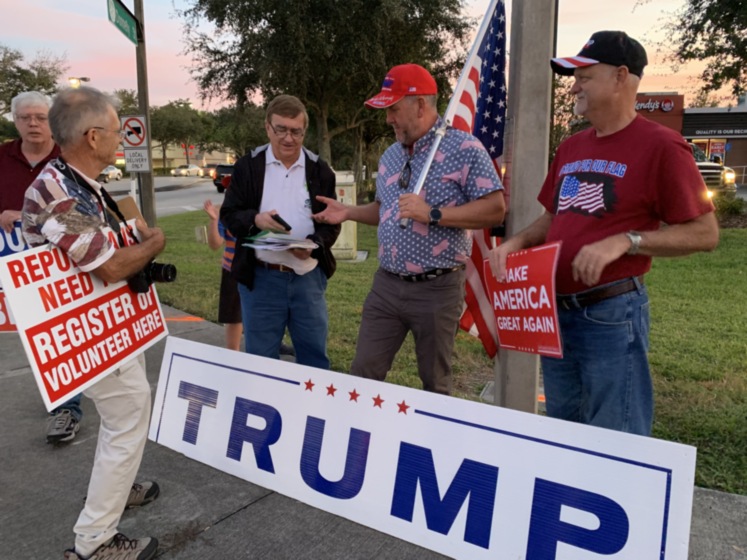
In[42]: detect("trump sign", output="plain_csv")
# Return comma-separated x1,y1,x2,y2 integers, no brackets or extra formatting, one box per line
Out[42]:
151,337,696,559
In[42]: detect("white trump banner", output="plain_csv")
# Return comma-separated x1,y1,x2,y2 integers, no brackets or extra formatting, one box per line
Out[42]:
151,336,696,559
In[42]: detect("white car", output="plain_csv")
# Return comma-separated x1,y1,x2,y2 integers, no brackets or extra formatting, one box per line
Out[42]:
97,165,123,183
171,164,204,177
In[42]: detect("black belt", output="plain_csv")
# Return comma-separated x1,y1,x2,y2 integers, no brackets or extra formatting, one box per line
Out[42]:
385,265,465,283
557,277,643,310
257,261,294,273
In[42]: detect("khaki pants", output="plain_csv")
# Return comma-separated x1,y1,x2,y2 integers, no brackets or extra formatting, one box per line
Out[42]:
350,268,465,394
73,353,151,557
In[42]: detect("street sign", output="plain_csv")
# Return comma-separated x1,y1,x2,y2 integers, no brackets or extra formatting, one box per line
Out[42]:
121,115,150,172
121,115,148,148
124,149,151,172
107,0,138,46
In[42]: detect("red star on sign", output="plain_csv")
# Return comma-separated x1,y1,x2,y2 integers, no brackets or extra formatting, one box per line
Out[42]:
304,379,314,391
372,394,384,408
326,384,337,396
397,400,410,414
349,389,360,402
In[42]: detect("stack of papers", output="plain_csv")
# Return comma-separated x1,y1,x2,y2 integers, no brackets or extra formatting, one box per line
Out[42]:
242,231,318,252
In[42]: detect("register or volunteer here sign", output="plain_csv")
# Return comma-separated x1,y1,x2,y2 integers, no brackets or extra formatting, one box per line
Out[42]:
151,336,696,559
0,222,29,332
0,242,167,411
484,241,563,357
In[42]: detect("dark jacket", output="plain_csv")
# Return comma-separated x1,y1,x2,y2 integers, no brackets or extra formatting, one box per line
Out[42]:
220,145,341,289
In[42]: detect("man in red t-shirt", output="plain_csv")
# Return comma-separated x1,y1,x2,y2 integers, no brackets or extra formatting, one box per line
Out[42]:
489,31,718,436
0,92,87,444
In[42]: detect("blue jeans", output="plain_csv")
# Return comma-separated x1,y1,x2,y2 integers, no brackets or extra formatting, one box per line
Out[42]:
541,279,652,436
52,393,83,421
238,266,330,369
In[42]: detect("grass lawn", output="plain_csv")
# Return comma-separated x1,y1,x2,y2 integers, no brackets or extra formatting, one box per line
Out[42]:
155,211,747,494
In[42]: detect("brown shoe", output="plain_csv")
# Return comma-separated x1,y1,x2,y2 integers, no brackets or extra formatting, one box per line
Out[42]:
64,533,158,560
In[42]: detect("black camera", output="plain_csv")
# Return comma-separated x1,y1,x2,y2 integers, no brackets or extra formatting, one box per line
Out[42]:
127,261,177,293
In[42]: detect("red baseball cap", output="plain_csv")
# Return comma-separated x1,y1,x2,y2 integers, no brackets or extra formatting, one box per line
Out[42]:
364,64,438,109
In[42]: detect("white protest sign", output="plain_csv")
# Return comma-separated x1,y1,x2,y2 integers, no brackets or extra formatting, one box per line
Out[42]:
151,336,696,560
0,230,168,411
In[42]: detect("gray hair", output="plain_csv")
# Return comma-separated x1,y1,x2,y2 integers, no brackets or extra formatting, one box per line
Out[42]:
48,86,121,147
11,91,53,118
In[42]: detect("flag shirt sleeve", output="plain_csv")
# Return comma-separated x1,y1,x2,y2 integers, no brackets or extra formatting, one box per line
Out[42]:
22,163,116,273
375,119,503,275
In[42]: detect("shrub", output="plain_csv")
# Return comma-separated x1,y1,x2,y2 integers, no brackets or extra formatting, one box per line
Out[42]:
713,192,746,217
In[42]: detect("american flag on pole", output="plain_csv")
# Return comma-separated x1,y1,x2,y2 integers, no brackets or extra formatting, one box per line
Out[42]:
447,0,507,358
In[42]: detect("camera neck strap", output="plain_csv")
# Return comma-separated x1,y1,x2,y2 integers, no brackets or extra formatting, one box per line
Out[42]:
51,157,138,246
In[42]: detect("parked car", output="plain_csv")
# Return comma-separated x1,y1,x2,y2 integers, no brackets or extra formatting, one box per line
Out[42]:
213,164,234,193
202,163,219,179
171,164,204,177
97,165,123,183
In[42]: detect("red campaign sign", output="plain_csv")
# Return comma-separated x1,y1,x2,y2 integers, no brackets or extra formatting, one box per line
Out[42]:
0,290,17,332
483,241,563,357
24,283,165,406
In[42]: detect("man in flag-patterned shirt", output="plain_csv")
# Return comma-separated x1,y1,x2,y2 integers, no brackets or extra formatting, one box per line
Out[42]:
314,64,505,395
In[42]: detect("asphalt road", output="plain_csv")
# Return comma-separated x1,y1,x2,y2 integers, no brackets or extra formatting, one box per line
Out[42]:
110,175,226,218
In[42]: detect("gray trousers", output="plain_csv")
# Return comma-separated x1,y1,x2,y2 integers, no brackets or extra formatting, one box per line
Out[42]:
350,268,465,394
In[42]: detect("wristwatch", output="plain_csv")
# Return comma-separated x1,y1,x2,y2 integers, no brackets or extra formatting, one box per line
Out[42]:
625,231,642,255
428,206,442,226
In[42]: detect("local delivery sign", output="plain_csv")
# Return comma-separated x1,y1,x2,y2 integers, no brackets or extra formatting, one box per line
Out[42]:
0,235,167,411
151,337,696,559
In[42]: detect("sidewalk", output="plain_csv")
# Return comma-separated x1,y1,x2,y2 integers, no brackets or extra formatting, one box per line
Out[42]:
0,305,745,559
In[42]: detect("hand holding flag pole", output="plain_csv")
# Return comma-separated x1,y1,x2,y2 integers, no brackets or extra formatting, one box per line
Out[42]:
398,0,504,231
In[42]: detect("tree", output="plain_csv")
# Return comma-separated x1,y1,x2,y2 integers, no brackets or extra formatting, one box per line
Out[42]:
659,0,746,96
0,44,67,115
208,104,267,159
150,100,205,166
179,0,472,165
688,89,725,108
112,89,140,115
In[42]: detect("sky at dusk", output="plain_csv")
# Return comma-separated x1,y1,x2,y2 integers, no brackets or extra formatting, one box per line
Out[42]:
0,0,714,111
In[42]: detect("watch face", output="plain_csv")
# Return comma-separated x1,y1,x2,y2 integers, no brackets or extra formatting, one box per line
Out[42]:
429,207,442,223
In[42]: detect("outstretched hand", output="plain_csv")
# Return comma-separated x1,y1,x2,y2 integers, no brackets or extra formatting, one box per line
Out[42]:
313,196,348,225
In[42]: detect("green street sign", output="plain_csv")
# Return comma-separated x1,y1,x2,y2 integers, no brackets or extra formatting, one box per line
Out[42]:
107,0,139,46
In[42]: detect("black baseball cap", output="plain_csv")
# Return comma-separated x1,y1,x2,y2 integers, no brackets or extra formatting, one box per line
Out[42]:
551,31,648,77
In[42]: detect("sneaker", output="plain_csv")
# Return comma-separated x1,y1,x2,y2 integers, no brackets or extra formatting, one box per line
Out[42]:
126,481,160,509
47,409,80,444
63,533,158,560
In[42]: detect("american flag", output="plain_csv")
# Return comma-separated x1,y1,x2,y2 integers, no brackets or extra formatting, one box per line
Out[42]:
448,0,507,358
558,176,605,213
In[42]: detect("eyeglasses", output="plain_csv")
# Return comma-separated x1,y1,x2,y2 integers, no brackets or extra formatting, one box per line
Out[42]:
399,157,412,190
84,127,126,139
16,114,48,124
268,121,305,139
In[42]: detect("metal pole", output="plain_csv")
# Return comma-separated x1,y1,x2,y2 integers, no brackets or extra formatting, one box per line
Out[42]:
492,0,556,413
134,0,156,226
